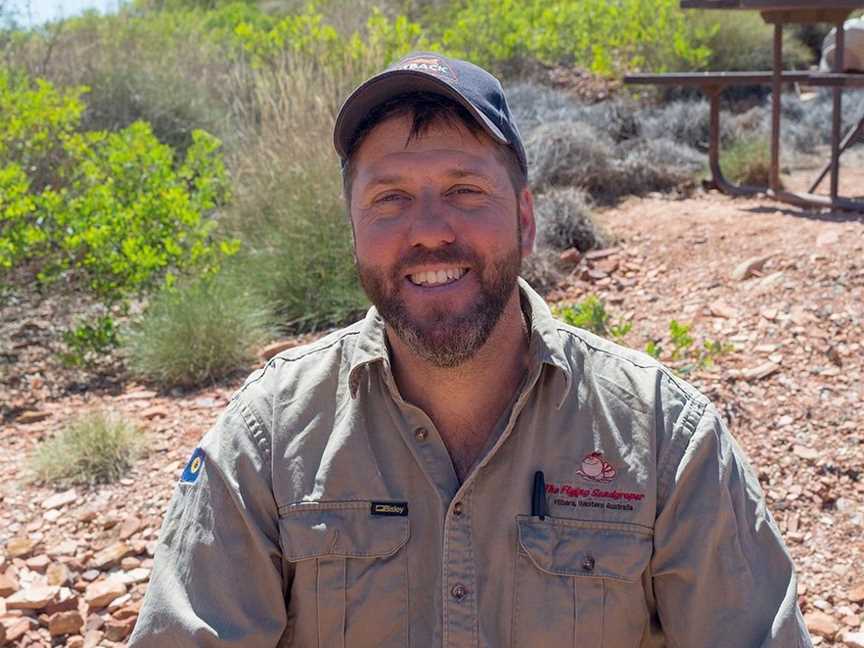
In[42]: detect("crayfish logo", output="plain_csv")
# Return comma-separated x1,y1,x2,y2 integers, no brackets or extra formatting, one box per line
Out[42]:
576,452,617,483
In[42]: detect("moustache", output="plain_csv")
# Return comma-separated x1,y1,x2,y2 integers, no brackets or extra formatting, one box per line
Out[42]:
393,245,480,275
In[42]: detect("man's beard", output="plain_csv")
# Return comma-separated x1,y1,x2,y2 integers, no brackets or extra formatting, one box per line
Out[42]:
356,240,522,369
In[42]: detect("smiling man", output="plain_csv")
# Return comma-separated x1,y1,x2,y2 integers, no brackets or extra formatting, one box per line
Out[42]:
129,53,812,647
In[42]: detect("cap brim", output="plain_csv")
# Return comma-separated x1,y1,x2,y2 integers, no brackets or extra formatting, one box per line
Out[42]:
334,69,509,160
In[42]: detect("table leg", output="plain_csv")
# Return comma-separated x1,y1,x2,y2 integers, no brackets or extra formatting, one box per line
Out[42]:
771,22,783,193
830,20,845,202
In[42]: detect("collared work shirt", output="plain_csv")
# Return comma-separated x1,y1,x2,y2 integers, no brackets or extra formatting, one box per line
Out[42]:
129,281,812,647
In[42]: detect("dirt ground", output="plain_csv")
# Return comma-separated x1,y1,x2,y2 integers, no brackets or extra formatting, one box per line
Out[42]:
1,159,863,646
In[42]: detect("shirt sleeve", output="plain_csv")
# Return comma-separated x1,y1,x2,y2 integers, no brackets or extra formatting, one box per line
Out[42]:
651,401,813,648
128,398,289,647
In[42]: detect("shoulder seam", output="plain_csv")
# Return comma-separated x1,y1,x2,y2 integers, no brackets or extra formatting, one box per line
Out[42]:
656,395,710,511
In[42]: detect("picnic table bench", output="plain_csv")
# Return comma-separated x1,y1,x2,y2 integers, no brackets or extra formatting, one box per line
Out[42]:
624,1,864,212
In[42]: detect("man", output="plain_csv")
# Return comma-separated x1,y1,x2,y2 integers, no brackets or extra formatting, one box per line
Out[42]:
129,53,812,647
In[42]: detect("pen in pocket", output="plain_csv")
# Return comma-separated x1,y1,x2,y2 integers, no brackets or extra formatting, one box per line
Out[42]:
531,470,548,520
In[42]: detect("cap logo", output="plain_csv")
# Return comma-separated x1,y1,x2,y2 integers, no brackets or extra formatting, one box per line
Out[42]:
396,56,457,83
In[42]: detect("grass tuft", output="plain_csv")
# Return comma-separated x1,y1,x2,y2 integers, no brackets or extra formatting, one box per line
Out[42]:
721,137,775,187
533,188,606,251
30,410,144,486
521,248,564,295
124,274,274,388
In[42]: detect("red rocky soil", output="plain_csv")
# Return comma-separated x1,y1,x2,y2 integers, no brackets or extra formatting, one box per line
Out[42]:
1,170,864,646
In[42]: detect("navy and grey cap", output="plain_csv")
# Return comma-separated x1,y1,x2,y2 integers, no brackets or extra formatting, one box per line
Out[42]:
334,52,527,174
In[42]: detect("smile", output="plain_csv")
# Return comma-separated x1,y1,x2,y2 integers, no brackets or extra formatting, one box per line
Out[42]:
407,267,469,287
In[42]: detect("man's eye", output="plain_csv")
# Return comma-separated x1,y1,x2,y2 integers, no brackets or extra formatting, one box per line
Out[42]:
450,186,481,196
375,193,406,204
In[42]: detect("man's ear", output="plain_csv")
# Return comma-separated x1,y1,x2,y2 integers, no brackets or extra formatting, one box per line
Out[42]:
517,187,536,258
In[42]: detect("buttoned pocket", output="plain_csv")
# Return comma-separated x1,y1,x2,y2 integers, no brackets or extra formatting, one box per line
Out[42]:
513,515,652,648
279,501,410,648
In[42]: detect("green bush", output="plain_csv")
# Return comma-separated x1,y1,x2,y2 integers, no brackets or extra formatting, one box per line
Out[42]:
437,0,712,75
533,188,606,252
1,70,234,303
30,410,144,485
124,274,274,387
554,296,632,341
722,136,775,186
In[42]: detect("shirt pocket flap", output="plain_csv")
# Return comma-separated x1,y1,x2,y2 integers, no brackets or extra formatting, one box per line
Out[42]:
516,515,652,582
280,502,410,561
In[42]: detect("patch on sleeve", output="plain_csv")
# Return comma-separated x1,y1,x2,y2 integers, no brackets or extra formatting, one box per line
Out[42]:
180,447,206,484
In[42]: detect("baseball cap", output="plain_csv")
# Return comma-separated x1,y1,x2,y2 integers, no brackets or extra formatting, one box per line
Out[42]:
334,52,527,174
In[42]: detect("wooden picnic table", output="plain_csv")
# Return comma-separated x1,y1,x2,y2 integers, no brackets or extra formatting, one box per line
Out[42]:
625,1,864,211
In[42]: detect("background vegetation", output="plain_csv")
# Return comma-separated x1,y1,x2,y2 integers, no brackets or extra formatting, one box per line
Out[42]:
2,0,862,390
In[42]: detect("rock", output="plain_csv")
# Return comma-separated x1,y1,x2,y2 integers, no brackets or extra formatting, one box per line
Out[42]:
84,579,127,608
46,562,71,587
118,516,141,541
67,636,84,648
794,445,820,461
5,617,34,643
83,629,104,648
15,410,51,424
594,257,619,275
731,254,772,281
104,617,136,642
25,554,50,573
5,536,38,558
847,583,864,603
5,585,60,610
90,542,132,570
259,339,299,361
120,556,141,570
584,247,619,261
708,300,739,319
805,610,839,638
42,489,78,510
113,601,141,620
559,247,582,266
48,610,84,636
732,362,780,381
817,230,840,246
0,570,19,596
140,405,169,420
842,631,864,647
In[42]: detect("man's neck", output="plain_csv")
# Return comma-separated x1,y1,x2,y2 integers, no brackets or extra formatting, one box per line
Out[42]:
387,289,530,481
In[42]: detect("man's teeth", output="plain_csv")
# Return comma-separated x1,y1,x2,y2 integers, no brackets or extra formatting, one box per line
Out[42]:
409,268,467,286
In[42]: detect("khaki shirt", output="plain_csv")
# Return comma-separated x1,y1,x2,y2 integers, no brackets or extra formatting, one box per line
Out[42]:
129,280,812,647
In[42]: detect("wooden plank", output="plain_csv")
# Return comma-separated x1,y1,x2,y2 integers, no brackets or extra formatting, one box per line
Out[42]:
623,71,810,86
760,9,855,23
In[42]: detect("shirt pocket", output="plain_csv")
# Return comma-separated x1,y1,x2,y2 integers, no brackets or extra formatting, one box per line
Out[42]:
279,501,410,648
512,515,652,648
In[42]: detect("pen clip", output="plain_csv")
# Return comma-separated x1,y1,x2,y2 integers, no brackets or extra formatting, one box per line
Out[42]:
532,470,547,520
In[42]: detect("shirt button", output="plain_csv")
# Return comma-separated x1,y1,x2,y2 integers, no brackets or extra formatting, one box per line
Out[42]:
451,584,467,600
582,555,596,572
453,502,463,516
414,427,428,441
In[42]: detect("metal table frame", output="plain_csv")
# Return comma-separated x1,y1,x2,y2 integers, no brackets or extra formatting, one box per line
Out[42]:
625,1,864,211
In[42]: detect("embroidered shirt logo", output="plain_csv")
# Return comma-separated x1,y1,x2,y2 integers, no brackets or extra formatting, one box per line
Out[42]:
576,452,616,483
396,56,457,83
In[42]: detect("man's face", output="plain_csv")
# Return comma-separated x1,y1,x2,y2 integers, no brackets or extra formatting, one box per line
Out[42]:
349,113,535,367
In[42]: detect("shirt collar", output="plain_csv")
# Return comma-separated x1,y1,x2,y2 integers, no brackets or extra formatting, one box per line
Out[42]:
347,277,573,407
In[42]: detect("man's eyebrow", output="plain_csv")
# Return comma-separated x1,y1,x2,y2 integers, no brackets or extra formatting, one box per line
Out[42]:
364,168,491,190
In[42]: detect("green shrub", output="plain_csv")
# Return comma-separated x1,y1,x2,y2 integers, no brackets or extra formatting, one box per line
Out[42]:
124,273,274,387
30,410,144,485
437,0,711,75
691,11,814,72
554,296,632,341
1,69,234,303
722,136,775,186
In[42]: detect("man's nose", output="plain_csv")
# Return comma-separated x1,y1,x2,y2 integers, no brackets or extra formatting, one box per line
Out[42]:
408,197,456,248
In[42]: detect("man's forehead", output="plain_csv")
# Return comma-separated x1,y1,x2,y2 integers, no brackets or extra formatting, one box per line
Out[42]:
357,112,495,160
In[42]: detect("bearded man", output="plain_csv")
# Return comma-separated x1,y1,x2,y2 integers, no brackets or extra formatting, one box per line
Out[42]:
129,53,812,647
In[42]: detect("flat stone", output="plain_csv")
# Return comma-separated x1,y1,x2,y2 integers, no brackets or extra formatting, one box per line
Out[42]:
842,631,864,647
83,629,104,648
84,578,127,608
0,570,19,596
5,585,60,610
5,536,38,558
46,562,71,587
805,610,839,638
90,542,132,570
104,617,136,642
733,361,780,381
5,617,35,642
731,254,772,281
584,247,619,261
794,445,820,461
16,410,51,424
848,583,864,603
559,247,582,266
42,489,78,510
48,610,84,636
118,516,141,541
140,405,169,420
25,554,50,573
708,300,739,319
67,636,84,648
